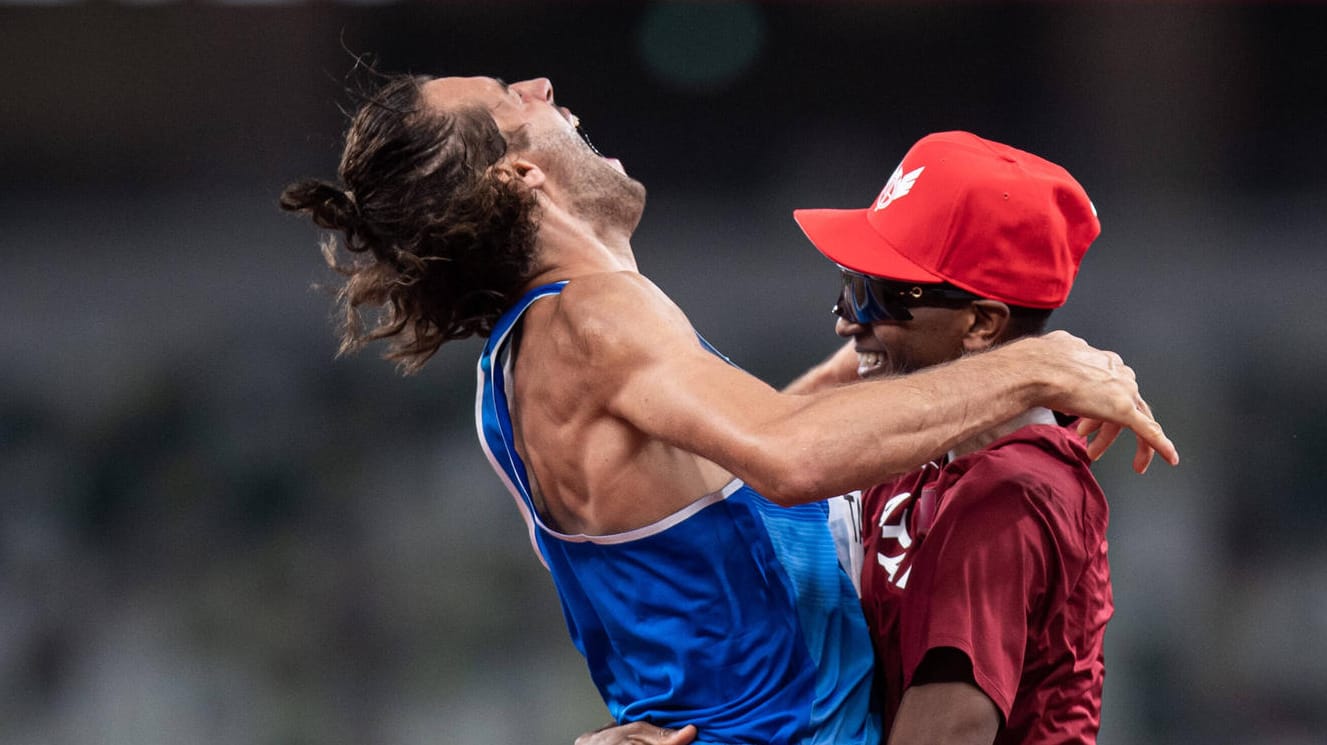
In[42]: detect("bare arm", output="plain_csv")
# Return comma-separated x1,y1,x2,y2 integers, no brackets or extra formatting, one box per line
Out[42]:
569,273,1177,506
784,338,1167,473
887,682,1000,745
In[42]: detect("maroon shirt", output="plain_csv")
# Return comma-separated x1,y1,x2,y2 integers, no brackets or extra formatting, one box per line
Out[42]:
859,422,1112,744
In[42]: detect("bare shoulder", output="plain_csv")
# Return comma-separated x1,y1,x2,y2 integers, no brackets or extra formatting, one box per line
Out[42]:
553,272,698,360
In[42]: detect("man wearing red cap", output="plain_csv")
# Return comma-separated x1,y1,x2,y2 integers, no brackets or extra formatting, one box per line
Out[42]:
583,131,1115,745
791,130,1112,744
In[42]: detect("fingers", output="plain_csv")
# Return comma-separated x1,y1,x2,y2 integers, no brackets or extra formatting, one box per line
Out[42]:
1134,405,1179,468
574,723,617,745
573,722,698,745
1077,399,1179,472
1133,435,1155,474
1076,417,1104,437
1084,420,1124,462
1020,333,1180,472
1047,335,1178,470
662,725,698,745
1131,396,1157,474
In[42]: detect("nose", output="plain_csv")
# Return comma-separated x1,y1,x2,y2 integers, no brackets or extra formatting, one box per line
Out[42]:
835,314,864,338
513,77,554,103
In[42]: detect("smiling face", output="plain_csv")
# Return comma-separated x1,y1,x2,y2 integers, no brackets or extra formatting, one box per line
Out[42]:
836,305,975,379
834,294,1020,379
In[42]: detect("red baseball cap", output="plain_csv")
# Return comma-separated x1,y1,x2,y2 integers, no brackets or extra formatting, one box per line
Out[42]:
793,131,1100,309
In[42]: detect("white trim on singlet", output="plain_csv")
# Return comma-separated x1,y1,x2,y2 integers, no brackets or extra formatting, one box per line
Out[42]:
476,284,744,554
475,347,546,565
538,478,745,545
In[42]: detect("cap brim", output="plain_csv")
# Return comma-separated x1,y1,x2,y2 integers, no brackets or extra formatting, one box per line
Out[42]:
793,208,945,283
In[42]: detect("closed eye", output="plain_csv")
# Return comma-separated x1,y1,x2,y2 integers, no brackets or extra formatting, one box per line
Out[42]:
492,77,522,105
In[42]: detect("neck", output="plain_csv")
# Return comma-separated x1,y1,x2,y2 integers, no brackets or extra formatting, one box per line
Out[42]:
522,199,639,288
949,406,1057,461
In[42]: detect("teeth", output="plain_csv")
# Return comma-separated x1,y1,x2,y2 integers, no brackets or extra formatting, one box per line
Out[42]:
569,113,580,128
857,351,885,378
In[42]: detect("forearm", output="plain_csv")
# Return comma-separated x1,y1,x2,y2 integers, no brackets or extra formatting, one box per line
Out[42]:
759,342,1047,500
615,326,1173,505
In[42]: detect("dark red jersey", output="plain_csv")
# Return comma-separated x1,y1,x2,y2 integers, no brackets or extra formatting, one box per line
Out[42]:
859,422,1112,744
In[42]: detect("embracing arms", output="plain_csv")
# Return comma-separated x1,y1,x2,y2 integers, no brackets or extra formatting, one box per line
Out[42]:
568,273,1175,506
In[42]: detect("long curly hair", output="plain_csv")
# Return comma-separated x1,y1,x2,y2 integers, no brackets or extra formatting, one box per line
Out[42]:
280,74,540,374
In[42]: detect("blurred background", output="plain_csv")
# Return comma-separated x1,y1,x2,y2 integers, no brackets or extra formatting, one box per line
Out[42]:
2,2,1325,744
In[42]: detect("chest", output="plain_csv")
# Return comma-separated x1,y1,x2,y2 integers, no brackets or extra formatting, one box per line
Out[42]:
860,474,938,597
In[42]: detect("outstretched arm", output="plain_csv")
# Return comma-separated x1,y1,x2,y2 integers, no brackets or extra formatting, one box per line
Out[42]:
783,335,1172,474
568,274,1177,505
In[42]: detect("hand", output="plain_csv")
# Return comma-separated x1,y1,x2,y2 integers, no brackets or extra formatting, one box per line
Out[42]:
1015,331,1179,473
1074,394,1171,473
574,722,698,745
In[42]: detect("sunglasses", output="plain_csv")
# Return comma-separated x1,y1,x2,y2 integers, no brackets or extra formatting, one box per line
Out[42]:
833,269,980,324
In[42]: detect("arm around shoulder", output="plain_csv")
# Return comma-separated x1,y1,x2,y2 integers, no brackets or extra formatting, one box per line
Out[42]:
563,279,1175,504
562,275,1052,504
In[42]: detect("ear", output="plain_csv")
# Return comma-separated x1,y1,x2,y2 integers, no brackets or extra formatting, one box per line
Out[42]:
508,156,546,190
962,300,1010,353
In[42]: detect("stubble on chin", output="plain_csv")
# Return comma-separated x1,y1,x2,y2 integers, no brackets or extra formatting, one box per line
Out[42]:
534,129,646,227
570,154,646,228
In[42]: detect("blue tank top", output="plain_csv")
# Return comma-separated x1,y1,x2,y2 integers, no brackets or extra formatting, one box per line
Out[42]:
475,282,878,745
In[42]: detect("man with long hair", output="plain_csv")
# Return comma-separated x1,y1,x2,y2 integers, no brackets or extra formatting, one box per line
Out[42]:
282,75,1175,743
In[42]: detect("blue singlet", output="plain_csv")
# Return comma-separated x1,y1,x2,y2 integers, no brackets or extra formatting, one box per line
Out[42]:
475,282,878,745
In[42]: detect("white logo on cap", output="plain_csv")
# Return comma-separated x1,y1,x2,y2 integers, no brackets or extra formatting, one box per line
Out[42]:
873,165,925,212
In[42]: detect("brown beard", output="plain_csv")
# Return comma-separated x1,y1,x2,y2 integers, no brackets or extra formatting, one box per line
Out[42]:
530,128,646,230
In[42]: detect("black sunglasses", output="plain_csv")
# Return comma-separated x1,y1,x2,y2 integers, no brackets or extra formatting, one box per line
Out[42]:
833,269,980,324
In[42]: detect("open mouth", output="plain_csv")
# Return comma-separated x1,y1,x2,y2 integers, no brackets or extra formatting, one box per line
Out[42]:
568,114,605,157
576,121,605,157
857,350,889,379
